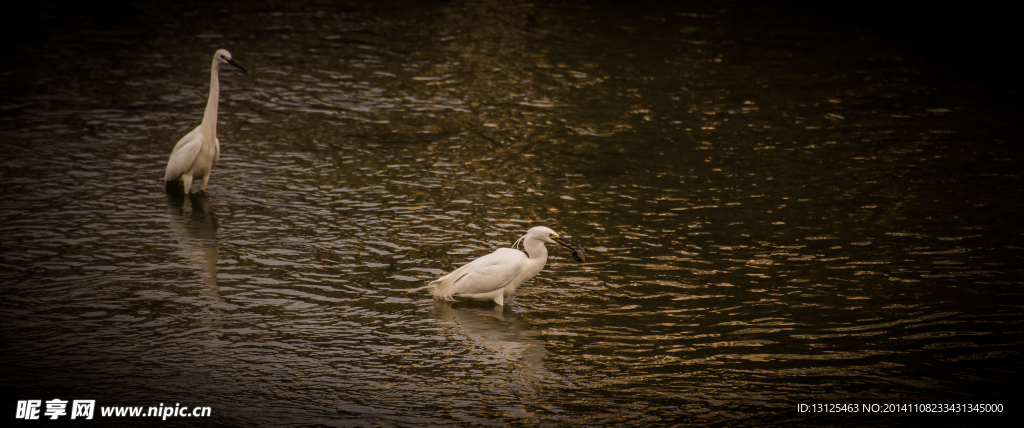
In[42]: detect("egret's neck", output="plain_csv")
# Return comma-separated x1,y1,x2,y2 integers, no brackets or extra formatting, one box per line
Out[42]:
201,61,221,139
523,239,549,263
506,238,549,297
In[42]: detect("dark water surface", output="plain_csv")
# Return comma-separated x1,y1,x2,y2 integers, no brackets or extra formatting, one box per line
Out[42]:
2,0,1022,426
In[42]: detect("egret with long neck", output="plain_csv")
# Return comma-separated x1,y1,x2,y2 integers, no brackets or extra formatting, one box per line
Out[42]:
164,49,246,195
421,226,583,305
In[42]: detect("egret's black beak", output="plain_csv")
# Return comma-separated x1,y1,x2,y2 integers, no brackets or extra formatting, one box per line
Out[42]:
554,236,585,262
228,59,248,73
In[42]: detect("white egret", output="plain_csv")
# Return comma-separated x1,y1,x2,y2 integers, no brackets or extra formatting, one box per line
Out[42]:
164,49,247,195
421,226,584,306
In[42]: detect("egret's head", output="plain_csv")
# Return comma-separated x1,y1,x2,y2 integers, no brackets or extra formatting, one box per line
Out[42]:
527,226,559,244
214,49,248,73
522,226,585,261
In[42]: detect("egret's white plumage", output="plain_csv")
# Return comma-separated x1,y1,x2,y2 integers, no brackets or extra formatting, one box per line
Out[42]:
423,226,581,306
164,49,246,195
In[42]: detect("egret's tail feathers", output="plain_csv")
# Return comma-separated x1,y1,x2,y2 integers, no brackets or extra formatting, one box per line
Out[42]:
407,284,432,294
426,276,458,301
408,276,457,301
425,261,479,301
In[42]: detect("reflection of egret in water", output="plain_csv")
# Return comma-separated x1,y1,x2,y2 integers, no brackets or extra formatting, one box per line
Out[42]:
430,301,558,393
166,193,220,299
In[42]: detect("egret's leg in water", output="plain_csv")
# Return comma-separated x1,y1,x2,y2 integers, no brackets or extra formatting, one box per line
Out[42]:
181,174,194,195
198,173,211,195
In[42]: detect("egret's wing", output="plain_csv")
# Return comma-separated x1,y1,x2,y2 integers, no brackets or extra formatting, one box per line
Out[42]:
164,129,202,182
169,126,201,153
212,137,220,167
429,248,526,300
450,249,526,295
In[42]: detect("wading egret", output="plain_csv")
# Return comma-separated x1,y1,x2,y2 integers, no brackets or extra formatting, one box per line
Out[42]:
164,49,247,195
420,226,584,306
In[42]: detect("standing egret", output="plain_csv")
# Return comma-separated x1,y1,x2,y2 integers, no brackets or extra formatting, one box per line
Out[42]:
164,49,247,195
421,226,584,306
